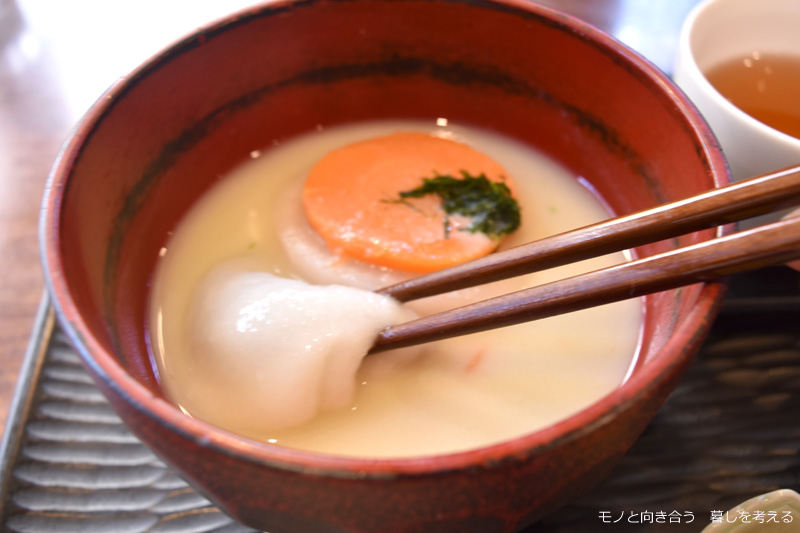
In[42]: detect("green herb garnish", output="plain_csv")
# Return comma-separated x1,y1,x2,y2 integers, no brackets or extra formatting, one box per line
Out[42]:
397,171,521,239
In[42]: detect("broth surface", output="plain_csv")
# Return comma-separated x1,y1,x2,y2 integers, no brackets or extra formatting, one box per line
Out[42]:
149,120,643,458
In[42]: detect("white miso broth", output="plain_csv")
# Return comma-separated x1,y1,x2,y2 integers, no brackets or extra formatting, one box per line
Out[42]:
148,120,643,458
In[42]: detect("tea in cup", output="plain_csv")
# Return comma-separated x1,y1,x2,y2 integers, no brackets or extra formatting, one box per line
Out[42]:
673,0,800,181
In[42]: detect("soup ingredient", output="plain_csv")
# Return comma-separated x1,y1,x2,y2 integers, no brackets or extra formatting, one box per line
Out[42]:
396,171,521,238
276,178,414,290
184,262,420,432
150,120,642,457
302,132,519,273
705,52,800,139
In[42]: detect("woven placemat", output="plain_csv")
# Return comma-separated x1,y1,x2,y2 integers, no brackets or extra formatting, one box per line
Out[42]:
1,268,798,532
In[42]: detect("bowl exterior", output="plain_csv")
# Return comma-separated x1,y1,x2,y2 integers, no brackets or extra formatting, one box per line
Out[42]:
41,0,730,531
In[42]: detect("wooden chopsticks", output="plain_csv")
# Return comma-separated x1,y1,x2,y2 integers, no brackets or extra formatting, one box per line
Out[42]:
369,165,800,354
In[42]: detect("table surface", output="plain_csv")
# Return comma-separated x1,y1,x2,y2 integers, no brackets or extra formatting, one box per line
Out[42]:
0,0,702,439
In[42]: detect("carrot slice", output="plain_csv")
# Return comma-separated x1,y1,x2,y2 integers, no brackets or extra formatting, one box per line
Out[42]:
302,132,517,273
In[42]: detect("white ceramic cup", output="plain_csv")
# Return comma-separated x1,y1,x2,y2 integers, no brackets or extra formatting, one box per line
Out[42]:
673,0,800,182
